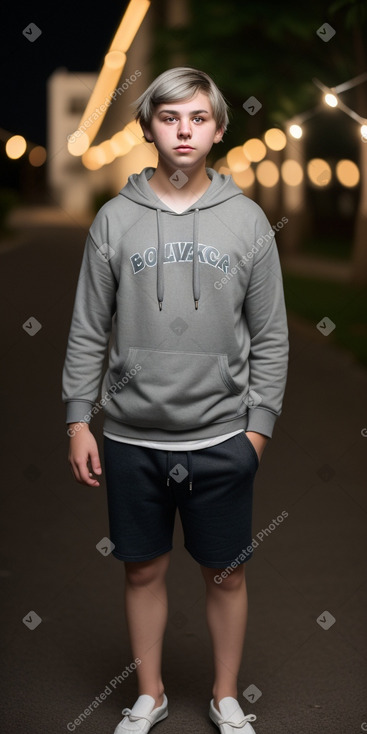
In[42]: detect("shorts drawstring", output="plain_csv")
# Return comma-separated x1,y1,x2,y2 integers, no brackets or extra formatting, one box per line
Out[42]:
166,450,193,495
187,452,193,494
166,452,172,486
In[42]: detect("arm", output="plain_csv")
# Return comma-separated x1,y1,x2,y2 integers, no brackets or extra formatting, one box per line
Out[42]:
68,422,103,487
62,230,117,485
243,227,289,460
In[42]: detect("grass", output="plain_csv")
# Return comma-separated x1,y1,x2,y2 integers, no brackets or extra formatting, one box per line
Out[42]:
301,236,352,261
282,273,367,368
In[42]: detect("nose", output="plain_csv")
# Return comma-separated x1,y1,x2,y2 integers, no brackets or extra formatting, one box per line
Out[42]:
177,117,192,138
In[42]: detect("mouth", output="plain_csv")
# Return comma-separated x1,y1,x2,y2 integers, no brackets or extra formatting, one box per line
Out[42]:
174,145,194,150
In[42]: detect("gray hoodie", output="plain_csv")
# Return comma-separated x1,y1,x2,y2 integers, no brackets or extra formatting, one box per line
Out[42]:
62,166,289,441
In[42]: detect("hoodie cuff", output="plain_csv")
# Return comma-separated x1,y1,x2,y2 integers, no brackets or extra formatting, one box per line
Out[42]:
246,407,278,438
65,400,95,425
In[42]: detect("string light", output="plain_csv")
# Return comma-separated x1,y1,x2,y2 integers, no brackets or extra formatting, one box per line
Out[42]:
313,76,367,126
1,127,47,165
68,0,150,157
289,124,303,139
5,135,27,159
223,70,367,190
324,93,338,107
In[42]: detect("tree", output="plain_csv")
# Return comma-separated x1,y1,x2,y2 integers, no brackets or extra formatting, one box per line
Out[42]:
153,0,367,270
329,0,367,284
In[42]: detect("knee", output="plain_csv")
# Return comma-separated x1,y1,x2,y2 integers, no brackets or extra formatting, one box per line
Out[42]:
202,565,245,591
125,553,170,588
221,568,245,591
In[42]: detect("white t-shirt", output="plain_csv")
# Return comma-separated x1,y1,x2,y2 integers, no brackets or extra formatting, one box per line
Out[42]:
102,428,245,451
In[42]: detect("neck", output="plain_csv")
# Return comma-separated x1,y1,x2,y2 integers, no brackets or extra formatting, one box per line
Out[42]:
149,158,211,201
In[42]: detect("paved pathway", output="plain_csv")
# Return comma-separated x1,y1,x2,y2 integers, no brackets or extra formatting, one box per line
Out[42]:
0,209,366,734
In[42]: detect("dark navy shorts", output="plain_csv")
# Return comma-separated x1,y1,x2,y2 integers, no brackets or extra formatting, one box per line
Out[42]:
103,431,259,569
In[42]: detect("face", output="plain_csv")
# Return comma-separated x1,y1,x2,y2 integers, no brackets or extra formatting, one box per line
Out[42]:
142,91,224,170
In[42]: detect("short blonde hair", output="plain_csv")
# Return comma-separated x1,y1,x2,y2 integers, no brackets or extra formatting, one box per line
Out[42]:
132,67,229,134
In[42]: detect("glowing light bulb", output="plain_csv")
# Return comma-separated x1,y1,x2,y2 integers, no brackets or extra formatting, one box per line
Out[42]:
324,93,338,107
6,135,27,159
289,124,303,139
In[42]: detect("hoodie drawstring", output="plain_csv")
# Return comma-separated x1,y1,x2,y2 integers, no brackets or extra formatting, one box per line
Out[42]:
156,208,200,312
166,451,193,495
156,208,164,311
192,209,200,310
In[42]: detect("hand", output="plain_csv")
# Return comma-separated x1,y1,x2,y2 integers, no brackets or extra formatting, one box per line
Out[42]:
68,423,102,486
245,431,269,463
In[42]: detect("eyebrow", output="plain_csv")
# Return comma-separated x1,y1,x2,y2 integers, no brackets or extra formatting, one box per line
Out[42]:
158,109,210,115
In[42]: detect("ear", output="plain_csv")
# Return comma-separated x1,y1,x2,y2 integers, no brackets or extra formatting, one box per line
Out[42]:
141,125,154,143
213,125,225,144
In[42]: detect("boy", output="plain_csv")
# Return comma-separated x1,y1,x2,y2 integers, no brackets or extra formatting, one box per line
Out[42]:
62,67,289,734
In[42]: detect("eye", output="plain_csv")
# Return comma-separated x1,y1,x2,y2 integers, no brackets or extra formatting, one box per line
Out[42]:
163,116,177,122
193,117,204,123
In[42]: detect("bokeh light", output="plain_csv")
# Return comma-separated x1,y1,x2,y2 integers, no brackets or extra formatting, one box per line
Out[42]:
264,128,286,151
324,93,338,107
281,160,304,186
231,168,255,189
307,158,332,186
98,140,116,165
110,130,133,156
226,146,250,171
256,160,279,187
6,135,27,159
124,119,144,145
82,147,106,170
336,160,360,187
242,138,266,163
68,131,90,156
289,124,303,139
29,146,47,167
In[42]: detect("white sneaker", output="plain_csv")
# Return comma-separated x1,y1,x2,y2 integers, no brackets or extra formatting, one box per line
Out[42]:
209,697,257,733
113,694,168,733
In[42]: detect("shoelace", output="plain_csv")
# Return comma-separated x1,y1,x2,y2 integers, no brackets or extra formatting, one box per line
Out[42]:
121,707,154,724
216,713,257,728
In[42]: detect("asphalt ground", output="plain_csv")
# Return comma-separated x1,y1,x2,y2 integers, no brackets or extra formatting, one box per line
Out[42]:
0,211,366,734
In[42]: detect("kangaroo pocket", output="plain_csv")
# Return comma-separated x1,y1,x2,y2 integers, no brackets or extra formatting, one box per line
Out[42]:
105,347,245,430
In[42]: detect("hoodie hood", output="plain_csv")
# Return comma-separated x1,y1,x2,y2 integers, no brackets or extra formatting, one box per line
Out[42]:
119,167,243,311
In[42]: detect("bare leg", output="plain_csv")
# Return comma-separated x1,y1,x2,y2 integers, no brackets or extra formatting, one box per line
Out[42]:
200,564,248,710
124,551,171,708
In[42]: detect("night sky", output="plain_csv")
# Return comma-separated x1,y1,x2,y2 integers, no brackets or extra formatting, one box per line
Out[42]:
1,0,364,182
1,1,131,147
